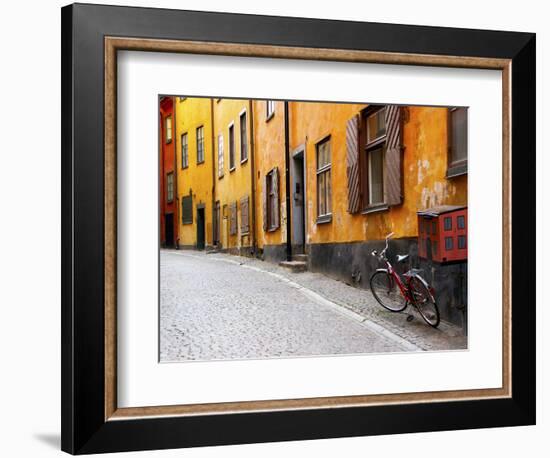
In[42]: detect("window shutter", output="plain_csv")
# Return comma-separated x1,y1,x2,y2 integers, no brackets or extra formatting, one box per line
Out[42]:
384,105,403,206
346,115,361,213
263,175,268,232
240,196,249,234
272,167,280,229
181,195,193,224
229,201,237,235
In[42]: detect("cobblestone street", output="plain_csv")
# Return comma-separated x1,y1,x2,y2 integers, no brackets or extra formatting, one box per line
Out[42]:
160,250,467,362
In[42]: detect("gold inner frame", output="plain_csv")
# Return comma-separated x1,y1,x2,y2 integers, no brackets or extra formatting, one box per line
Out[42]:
104,36,512,421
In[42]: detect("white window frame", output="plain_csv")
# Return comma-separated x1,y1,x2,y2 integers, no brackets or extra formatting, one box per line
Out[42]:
228,121,236,172
196,125,205,164
181,132,188,169
316,137,332,221
166,172,174,203
218,133,224,178
239,108,248,163
365,108,387,207
165,115,172,143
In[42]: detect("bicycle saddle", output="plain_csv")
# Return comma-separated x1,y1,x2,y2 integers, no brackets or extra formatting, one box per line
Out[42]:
396,254,409,263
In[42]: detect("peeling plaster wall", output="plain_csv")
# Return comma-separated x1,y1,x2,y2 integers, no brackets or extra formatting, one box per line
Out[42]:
404,106,467,212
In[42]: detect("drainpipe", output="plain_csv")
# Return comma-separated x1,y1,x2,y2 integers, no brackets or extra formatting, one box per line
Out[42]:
210,98,216,249
249,99,257,256
284,101,292,262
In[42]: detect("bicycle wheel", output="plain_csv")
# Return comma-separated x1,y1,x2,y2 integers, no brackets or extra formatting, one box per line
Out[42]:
369,270,407,312
408,276,440,327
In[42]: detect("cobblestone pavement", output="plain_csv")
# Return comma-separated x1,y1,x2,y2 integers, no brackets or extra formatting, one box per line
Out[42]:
224,253,468,352
160,250,467,362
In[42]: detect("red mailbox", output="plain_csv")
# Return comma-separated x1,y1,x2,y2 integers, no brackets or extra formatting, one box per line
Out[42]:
417,205,467,263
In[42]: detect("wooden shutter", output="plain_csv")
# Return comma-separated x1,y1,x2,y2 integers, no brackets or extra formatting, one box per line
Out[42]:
272,167,280,230
181,195,193,224
384,105,403,206
346,115,361,213
263,175,268,231
240,196,249,234
229,201,237,235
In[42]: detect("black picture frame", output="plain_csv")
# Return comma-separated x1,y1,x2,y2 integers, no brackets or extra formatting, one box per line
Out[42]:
61,3,535,454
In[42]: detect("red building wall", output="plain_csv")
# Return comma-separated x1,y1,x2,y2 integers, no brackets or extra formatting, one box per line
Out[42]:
159,96,178,247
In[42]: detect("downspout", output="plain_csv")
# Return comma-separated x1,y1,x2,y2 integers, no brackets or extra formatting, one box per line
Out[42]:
210,98,216,249
249,99,257,256
284,101,292,261
173,97,179,249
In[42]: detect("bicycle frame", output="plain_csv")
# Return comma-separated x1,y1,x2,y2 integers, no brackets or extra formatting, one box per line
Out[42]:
377,261,415,304
371,233,421,304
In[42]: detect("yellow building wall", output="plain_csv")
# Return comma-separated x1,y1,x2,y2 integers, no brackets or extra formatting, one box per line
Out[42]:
289,102,467,245
252,100,287,250
213,99,253,251
174,97,214,247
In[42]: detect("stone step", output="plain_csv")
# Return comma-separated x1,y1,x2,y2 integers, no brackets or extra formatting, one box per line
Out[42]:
279,260,307,273
292,254,308,262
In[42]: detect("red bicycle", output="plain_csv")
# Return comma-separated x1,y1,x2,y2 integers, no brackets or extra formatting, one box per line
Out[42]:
370,232,440,327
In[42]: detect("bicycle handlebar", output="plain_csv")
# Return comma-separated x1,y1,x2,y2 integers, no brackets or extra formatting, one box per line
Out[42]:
371,233,394,261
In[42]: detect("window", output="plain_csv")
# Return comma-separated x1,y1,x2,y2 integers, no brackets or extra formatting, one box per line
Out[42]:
166,172,174,203
367,108,386,142
228,124,235,171
448,107,468,177
445,236,454,251
457,215,465,229
196,126,204,164
368,147,384,205
181,133,188,168
217,133,224,178
181,195,193,224
349,105,402,213
316,138,332,221
240,112,248,163
458,235,467,249
266,100,275,120
365,107,386,206
265,168,280,231
444,216,452,231
165,116,172,143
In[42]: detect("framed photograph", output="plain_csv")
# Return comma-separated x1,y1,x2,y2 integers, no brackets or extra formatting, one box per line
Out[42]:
61,3,535,454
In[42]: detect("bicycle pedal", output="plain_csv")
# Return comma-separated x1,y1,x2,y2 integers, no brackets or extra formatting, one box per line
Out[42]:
406,314,414,322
